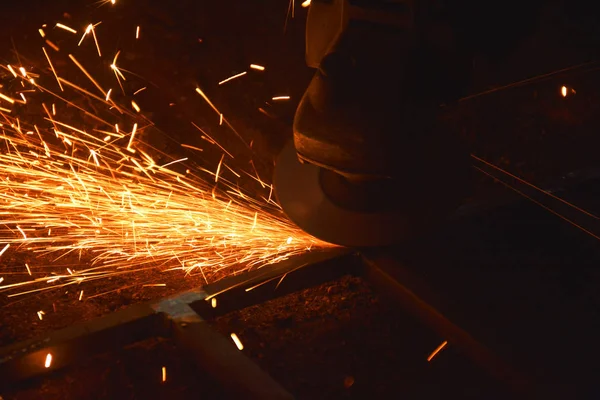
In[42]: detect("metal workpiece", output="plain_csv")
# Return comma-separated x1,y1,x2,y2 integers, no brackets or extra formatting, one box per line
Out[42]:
0,248,353,396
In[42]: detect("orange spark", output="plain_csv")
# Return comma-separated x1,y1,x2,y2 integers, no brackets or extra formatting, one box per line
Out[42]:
272,96,290,101
250,64,265,71
427,340,448,362
230,333,244,350
218,71,247,85
55,23,77,34
44,353,53,368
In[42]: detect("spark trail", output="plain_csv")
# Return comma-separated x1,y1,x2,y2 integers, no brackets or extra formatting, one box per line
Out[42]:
0,8,331,298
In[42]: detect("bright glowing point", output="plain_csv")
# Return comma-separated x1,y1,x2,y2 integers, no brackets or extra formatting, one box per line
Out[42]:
230,333,244,350
44,353,53,368
250,64,265,71
302,0,311,7
272,96,290,101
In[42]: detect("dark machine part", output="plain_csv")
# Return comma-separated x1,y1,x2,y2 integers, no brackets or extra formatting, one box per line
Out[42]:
274,0,546,247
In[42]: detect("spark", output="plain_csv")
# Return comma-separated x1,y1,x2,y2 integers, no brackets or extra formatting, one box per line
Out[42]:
427,340,448,362
211,297,217,308
38,29,46,38
37,310,45,320
43,47,63,92
561,86,567,97
272,96,290,101
143,284,166,287
45,40,60,52
0,11,332,301
0,92,16,104
250,64,265,71
45,353,53,368
25,263,31,276
131,100,141,113
162,366,167,382
127,123,137,152
230,333,244,350
133,87,146,95
56,23,77,34
218,71,247,85
68,54,107,97
6,64,18,78
136,26,140,39
302,0,311,7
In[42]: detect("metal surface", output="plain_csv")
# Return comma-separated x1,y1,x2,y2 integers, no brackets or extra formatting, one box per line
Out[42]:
360,252,534,396
0,248,352,396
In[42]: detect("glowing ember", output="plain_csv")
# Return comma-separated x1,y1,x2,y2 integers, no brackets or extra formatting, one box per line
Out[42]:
427,340,448,362
44,353,53,368
250,64,265,71
230,333,244,350
301,0,311,7
272,96,290,101
162,366,167,382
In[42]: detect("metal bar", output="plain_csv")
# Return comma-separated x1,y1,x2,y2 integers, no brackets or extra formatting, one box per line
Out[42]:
157,294,294,400
0,248,352,390
360,251,536,397
0,303,165,388
194,248,357,319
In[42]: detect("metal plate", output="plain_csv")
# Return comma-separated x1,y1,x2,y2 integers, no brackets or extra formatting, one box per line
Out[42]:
274,141,414,247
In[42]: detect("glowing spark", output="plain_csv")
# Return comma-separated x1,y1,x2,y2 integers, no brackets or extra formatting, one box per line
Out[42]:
42,47,63,92
218,71,247,85
287,237,292,244
136,26,140,39
45,40,60,51
6,64,18,78
230,333,244,350
0,92,16,104
79,290,84,301
250,64,265,71
78,24,93,46
131,100,141,112
133,87,146,95
127,123,137,152
55,23,77,34
38,29,46,38
0,13,332,301
219,113,223,125
18,67,28,78
272,96,290,101
37,310,45,320
427,340,448,362
143,284,166,287
302,0,311,7
211,297,217,308
215,154,225,182
0,277,3,284
162,366,166,382
25,263,31,276
44,353,53,368
68,54,107,97
561,86,567,97
16,226,26,239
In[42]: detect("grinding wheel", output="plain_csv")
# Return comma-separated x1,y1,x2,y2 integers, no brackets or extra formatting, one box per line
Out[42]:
274,141,416,247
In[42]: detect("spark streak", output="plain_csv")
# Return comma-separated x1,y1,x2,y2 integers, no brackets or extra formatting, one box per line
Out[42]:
230,333,244,350
0,7,332,301
45,353,53,368
427,340,448,362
